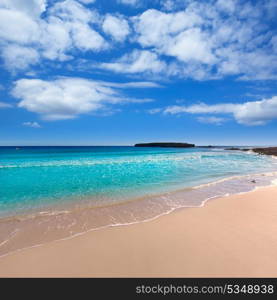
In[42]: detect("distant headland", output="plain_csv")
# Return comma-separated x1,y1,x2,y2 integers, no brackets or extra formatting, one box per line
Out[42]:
134,142,195,148
225,146,277,157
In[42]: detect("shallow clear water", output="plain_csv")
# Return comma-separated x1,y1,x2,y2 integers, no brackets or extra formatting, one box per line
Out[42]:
1,146,277,256
1,146,277,217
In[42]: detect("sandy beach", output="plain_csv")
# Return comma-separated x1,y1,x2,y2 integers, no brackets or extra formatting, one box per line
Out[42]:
0,185,277,277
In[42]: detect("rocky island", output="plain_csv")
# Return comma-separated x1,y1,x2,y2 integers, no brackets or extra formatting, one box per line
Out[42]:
252,147,277,157
224,146,277,157
134,142,195,148
225,147,250,151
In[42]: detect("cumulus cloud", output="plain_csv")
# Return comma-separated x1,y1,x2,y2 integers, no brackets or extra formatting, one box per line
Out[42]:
0,0,107,71
102,14,130,42
99,50,166,74
70,22,107,51
45,0,107,53
22,121,41,128
0,0,46,18
0,0,276,81
133,9,203,48
49,0,98,23
129,1,277,80
2,45,40,71
0,8,40,44
40,16,73,61
12,77,159,120
164,96,277,126
165,28,216,64
132,8,215,74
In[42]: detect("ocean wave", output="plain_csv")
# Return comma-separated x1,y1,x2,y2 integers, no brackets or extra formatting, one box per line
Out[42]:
1,170,277,222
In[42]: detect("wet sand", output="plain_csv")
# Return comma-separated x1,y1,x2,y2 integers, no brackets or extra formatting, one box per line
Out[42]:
0,186,277,277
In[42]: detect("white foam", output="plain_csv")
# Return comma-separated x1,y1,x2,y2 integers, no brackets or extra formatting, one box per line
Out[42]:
271,178,277,186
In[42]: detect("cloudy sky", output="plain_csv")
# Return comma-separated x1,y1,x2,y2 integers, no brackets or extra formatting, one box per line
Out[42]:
0,0,276,145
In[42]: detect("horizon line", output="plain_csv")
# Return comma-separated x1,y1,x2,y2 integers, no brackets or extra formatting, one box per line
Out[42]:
0,144,276,147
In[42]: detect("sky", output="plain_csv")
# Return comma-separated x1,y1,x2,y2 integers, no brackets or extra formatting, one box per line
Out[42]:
0,0,276,146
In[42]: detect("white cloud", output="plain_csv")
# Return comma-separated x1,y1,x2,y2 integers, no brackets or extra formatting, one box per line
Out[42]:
216,0,236,13
99,50,166,74
12,77,159,120
122,97,154,103
70,22,107,51
0,0,47,18
197,116,226,125
133,9,202,48
164,96,277,126
49,0,97,23
40,16,73,61
161,0,176,11
233,97,277,125
0,0,107,71
0,101,12,108
102,15,130,42
77,0,95,4
93,80,161,88
164,103,238,114
47,0,107,52
0,9,40,44
117,0,139,6
22,121,41,128
111,81,161,88
0,0,276,81
165,28,216,64
130,2,277,80
2,45,40,71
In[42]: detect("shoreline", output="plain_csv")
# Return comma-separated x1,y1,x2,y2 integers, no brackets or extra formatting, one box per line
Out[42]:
2,169,277,217
0,170,277,257
0,185,277,277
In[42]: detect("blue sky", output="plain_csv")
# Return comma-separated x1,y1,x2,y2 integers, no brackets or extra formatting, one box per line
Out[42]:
0,0,276,146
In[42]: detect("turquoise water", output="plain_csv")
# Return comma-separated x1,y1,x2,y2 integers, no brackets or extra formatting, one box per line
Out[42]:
1,146,277,217
1,145,277,256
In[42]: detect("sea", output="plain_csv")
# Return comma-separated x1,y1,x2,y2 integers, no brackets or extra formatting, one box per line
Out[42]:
1,146,277,256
